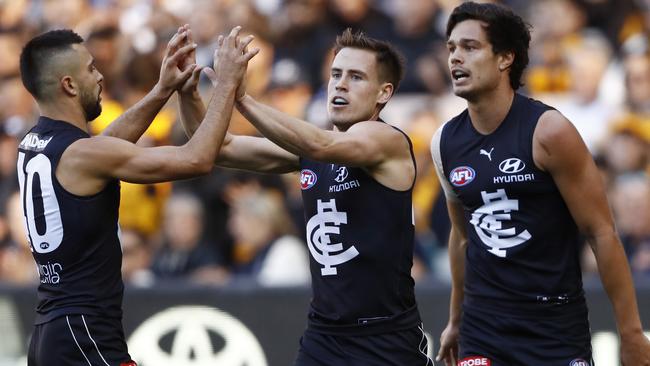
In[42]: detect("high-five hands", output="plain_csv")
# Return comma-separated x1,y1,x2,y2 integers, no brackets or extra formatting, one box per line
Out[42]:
157,25,198,96
203,26,257,99
174,24,204,95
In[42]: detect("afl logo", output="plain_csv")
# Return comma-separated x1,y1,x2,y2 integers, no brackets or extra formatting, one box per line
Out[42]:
569,359,589,366
450,166,476,187
300,169,317,190
498,158,526,174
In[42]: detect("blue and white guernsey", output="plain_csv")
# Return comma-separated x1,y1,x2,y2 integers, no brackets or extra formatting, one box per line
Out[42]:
300,124,421,335
17,116,123,324
432,93,586,314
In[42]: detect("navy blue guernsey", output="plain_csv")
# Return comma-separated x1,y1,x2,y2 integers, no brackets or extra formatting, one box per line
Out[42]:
17,117,123,324
439,94,586,313
299,125,420,336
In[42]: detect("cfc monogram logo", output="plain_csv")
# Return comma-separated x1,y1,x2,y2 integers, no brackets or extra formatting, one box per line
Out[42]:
469,189,532,257
306,199,359,275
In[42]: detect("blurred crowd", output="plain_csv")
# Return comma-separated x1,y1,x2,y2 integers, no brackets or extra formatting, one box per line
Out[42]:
0,0,649,288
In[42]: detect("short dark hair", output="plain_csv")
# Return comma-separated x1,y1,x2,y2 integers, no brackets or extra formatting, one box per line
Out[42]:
333,28,405,92
19,29,84,100
446,2,531,90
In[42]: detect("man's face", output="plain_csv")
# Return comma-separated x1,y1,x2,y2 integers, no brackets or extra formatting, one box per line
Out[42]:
447,19,503,100
327,48,388,129
73,45,103,121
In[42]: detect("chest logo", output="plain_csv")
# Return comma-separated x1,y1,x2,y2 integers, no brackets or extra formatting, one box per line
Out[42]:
300,169,317,190
480,148,494,161
450,166,476,187
334,167,348,182
470,189,532,257
306,199,359,275
498,158,525,174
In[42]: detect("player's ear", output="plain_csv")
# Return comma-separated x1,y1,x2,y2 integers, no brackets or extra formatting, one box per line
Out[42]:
60,75,78,97
377,82,393,105
498,51,514,72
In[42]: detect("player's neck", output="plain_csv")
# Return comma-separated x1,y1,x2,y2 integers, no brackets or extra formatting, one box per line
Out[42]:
466,86,515,135
38,100,89,133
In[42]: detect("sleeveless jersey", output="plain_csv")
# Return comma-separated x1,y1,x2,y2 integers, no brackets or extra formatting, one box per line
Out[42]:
435,93,585,312
17,117,123,324
299,125,420,335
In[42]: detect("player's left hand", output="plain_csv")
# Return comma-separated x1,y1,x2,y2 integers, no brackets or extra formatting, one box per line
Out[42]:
157,25,198,97
620,331,650,366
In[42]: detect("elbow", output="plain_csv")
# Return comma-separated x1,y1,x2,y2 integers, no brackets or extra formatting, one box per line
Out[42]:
196,158,214,175
186,155,213,175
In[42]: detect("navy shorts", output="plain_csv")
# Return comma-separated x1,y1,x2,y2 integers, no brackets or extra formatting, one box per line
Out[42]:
28,314,134,366
294,324,433,366
459,305,593,366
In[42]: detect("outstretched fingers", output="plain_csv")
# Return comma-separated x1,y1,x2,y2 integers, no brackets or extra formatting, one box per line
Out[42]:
168,42,198,66
225,26,242,49
165,29,188,58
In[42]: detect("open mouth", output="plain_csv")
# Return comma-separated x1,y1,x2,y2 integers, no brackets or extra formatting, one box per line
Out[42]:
452,69,470,81
331,96,349,106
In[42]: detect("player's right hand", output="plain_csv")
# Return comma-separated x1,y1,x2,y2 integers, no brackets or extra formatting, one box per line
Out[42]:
436,322,460,366
210,26,258,89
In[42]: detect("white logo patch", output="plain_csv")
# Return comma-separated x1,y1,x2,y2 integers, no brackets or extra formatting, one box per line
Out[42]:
470,189,531,257
498,158,526,174
480,147,494,161
334,167,348,182
306,199,359,275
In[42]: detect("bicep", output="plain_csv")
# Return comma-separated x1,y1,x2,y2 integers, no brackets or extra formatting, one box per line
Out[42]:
534,111,615,237
218,135,299,173
310,123,405,167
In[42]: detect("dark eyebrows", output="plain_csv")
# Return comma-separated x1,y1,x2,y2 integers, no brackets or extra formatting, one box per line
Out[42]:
447,38,482,47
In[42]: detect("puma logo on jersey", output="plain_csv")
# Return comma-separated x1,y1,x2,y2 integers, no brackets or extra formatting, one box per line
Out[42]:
480,147,494,161
19,133,53,152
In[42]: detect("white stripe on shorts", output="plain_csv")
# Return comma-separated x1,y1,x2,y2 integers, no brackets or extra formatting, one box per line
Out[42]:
66,315,92,366
81,315,111,366
418,323,433,366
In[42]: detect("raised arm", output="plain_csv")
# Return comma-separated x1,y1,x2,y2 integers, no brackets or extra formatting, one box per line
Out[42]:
235,95,413,189
534,110,650,365
176,29,299,174
58,27,258,195
101,26,197,142
431,126,467,366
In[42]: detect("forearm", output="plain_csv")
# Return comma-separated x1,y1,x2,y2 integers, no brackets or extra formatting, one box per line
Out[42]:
592,231,644,337
448,230,466,325
102,83,173,142
178,90,206,138
236,94,329,157
181,83,237,167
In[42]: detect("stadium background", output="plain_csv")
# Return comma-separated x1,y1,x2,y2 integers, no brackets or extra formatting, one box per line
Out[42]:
0,0,649,364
